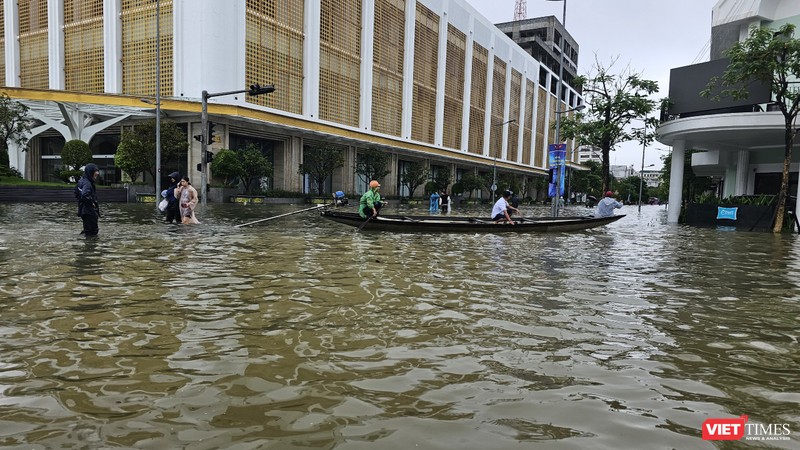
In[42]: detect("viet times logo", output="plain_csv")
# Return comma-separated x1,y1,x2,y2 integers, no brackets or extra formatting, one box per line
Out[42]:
702,415,792,441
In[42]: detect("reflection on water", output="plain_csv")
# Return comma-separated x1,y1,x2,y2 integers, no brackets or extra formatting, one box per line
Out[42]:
0,202,798,448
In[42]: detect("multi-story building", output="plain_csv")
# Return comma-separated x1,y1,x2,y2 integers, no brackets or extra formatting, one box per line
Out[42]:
658,0,800,223
610,164,634,180
1,0,583,199
495,14,581,167
639,169,661,188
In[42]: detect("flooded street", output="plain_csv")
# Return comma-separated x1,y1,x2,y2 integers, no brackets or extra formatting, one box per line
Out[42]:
0,201,798,449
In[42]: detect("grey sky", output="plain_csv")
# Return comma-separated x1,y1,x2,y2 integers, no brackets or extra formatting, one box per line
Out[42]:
467,0,719,169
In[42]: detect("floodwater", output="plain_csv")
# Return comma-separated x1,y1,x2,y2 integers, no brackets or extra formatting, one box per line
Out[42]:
0,201,798,449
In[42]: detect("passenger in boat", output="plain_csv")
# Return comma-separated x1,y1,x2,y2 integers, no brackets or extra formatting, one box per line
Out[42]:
359,180,386,219
492,190,519,224
507,192,520,216
596,191,623,217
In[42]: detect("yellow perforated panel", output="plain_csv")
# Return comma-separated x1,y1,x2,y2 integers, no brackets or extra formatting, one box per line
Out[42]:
371,0,404,137
535,86,547,167
0,4,5,87
411,3,438,144
319,0,361,127
18,0,49,89
64,0,104,93
488,57,505,160
245,0,303,114
443,24,465,150
523,79,534,165
507,69,521,162
121,0,173,97
467,43,487,154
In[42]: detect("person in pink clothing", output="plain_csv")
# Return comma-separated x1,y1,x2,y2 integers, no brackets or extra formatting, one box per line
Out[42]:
174,177,200,224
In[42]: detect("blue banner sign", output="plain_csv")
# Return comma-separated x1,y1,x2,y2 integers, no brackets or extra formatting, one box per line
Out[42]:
717,207,738,220
548,143,566,197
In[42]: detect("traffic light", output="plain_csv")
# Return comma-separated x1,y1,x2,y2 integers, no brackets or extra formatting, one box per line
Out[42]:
207,121,216,144
196,163,202,172
206,151,214,163
249,83,276,96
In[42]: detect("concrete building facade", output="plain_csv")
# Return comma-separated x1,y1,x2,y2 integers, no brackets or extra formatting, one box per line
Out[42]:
0,0,582,199
658,0,800,223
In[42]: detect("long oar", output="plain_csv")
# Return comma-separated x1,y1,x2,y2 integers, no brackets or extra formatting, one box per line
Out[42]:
356,215,373,232
235,204,326,228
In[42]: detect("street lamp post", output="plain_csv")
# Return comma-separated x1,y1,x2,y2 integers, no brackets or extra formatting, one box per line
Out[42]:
155,0,161,211
638,123,647,213
200,84,275,207
546,0,568,217
638,163,655,212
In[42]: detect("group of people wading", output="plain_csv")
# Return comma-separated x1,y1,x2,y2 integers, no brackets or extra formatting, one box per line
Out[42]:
74,169,199,237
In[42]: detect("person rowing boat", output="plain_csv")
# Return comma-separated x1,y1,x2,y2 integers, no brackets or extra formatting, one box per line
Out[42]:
359,180,387,220
491,190,519,225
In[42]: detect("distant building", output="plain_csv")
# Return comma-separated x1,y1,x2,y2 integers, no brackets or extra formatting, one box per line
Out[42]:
2,0,585,199
496,15,582,165
577,145,602,164
611,165,634,180
639,170,662,188
657,0,800,223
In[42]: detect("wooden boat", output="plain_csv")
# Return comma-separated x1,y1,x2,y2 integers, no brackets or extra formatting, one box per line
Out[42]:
320,210,624,233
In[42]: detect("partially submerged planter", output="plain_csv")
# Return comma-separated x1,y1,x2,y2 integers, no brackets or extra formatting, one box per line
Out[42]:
685,203,776,231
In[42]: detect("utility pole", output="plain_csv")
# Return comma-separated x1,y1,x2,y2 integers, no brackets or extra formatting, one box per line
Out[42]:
154,0,161,211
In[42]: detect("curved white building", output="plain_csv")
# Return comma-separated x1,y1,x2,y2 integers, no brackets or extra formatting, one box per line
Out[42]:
0,0,582,198
659,0,800,223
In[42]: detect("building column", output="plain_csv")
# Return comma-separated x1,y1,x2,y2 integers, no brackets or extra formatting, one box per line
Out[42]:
104,0,122,93
5,0,19,87
386,153,399,196
48,0,64,89
667,140,686,224
735,150,749,195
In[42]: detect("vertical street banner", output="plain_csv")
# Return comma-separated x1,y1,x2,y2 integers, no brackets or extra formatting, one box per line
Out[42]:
548,143,566,197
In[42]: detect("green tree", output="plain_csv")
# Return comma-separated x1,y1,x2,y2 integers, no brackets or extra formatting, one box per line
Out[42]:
355,147,391,190
570,160,603,198
399,160,429,198
238,144,273,194
702,23,800,232
559,58,659,192
0,93,33,173
209,148,241,186
60,139,93,170
432,166,451,191
54,139,93,183
114,119,188,181
114,138,149,181
299,143,344,195
458,171,487,199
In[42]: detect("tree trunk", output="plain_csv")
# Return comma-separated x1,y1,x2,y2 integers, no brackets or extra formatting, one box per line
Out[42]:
601,141,612,192
772,120,795,233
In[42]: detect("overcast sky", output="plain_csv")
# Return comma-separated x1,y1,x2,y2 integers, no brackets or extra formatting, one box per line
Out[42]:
467,0,719,170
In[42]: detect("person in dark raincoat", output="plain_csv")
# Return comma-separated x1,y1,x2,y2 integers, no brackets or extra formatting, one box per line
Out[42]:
74,163,100,236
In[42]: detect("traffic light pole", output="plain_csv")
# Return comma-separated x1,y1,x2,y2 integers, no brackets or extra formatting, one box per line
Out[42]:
198,84,275,207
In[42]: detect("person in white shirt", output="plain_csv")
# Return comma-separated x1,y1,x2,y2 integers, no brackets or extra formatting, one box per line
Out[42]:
596,191,623,217
491,190,519,224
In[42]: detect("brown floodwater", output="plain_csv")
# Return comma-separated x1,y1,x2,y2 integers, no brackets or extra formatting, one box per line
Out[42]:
0,201,798,449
